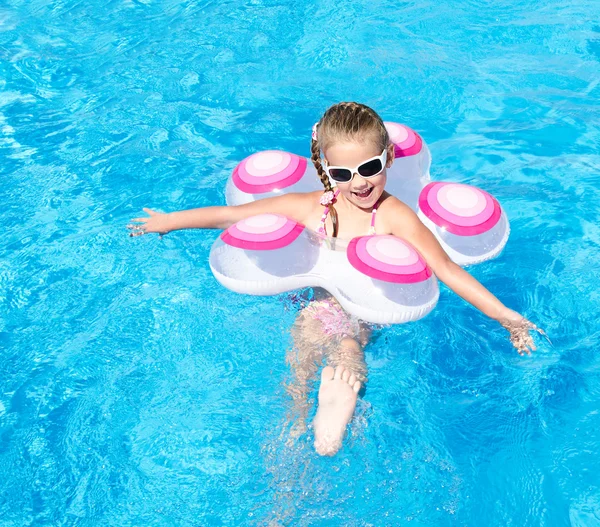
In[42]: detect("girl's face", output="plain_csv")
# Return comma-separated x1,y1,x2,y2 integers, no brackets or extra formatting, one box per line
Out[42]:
323,140,394,209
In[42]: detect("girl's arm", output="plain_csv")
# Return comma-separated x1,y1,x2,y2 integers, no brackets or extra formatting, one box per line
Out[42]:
128,192,315,235
386,198,540,355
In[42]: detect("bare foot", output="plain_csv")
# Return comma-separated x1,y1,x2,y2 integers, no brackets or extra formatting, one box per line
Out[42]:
313,366,361,456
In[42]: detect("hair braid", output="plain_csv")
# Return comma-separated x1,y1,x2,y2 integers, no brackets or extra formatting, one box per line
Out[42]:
310,131,339,237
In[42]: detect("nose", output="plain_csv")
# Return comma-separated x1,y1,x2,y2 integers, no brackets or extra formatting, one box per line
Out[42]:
351,172,370,187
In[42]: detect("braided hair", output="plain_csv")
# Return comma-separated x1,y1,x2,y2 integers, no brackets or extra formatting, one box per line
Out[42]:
310,102,390,238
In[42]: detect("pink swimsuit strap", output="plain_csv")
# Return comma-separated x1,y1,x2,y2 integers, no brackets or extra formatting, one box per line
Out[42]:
317,189,381,236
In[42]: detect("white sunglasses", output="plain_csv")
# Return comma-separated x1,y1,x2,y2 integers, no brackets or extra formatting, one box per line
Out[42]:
323,149,388,183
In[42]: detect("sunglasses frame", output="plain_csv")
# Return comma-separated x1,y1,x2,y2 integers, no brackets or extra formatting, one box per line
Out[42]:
323,149,388,183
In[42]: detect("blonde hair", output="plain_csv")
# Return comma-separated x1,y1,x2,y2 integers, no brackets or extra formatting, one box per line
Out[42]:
310,102,390,238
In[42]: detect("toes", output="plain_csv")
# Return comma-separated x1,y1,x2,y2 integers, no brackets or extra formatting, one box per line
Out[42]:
342,369,350,383
334,367,344,380
352,381,361,394
348,374,357,386
321,366,335,381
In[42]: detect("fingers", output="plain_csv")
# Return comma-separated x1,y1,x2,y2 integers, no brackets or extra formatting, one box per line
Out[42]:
127,224,167,237
127,209,167,238
522,319,548,349
127,209,149,237
522,334,535,355
129,207,155,225
510,330,533,356
127,224,146,230
127,222,147,237
128,227,146,237
513,341,528,356
519,339,532,355
504,316,545,357
528,337,537,352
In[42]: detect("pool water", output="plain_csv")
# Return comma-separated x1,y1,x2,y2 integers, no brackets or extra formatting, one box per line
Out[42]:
1,0,600,525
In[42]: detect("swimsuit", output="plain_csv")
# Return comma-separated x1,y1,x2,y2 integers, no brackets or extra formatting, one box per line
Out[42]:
308,190,381,340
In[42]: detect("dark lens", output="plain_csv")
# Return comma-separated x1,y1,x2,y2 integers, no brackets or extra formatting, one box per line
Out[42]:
329,168,352,182
358,159,383,177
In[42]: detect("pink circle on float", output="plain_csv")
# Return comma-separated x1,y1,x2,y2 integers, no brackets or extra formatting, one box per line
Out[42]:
384,122,423,158
385,122,416,150
228,220,296,243
244,151,291,177
385,122,409,144
366,236,419,266
235,214,288,234
437,184,487,217
247,151,294,177
347,236,432,284
232,156,307,194
418,182,502,236
358,240,425,275
221,215,305,250
427,183,494,227
237,153,300,185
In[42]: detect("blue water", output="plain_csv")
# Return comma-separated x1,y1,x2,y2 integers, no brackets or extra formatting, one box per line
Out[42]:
1,0,600,525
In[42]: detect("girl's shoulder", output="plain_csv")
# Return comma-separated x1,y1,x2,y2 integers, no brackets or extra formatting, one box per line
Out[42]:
378,193,414,215
377,193,420,233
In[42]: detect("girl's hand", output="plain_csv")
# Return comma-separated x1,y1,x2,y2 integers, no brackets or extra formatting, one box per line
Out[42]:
128,208,171,237
499,309,546,356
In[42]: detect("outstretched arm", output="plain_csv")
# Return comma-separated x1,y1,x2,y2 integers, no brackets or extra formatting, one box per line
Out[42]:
387,198,541,355
128,192,315,236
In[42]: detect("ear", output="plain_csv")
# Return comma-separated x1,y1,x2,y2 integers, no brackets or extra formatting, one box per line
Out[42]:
386,143,395,168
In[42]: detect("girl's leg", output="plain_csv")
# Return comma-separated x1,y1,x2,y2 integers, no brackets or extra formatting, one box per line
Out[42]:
326,328,370,383
312,333,369,456
284,307,327,440
286,293,371,455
